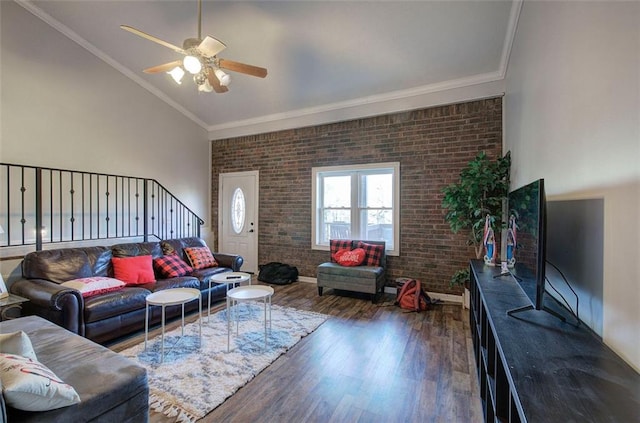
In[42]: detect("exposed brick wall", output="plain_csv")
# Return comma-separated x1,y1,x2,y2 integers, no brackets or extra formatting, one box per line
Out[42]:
211,98,502,294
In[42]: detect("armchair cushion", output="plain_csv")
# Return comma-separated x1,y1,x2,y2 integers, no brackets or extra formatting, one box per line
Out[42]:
333,248,366,266
355,241,385,267
329,239,352,263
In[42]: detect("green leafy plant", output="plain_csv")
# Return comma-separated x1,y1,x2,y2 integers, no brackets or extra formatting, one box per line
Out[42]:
449,268,470,288
442,151,511,286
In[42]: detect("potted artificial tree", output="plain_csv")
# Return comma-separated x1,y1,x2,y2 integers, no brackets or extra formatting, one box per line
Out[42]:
441,151,511,306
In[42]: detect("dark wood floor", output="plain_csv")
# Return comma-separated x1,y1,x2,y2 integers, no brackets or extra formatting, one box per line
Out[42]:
111,282,483,423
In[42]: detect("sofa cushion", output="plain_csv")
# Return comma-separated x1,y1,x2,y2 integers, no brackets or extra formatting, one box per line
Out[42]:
184,247,218,270
111,256,156,285
317,262,384,278
144,276,200,293
161,237,207,261
355,241,385,267
83,287,150,323
61,277,126,298
0,331,37,361
329,239,352,263
153,255,192,278
191,267,232,288
111,241,163,259
0,353,81,411
21,247,111,284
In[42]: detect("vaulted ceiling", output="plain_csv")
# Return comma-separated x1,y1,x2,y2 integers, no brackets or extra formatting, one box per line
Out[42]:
20,0,518,136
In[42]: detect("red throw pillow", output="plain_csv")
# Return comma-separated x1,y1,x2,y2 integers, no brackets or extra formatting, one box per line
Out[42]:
330,239,352,263
153,255,193,278
111,255,156,285
184,247,218,270
333,248,366,267
355,241,384,267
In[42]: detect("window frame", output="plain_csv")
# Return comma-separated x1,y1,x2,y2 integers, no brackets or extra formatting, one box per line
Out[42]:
311,162,400,256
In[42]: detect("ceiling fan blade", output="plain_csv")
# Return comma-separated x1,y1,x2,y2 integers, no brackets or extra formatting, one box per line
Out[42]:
207,68,229,93
218,59,268,78
198,36,227,57
143,60,183,74
120,25,185,54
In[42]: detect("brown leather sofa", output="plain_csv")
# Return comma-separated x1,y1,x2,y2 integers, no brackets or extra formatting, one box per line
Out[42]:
10,237,243,344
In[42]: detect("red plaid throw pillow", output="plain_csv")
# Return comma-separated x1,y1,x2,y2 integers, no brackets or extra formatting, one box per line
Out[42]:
153,255,193,278
330,239,352,263
184,247,218,270
355,241,384,267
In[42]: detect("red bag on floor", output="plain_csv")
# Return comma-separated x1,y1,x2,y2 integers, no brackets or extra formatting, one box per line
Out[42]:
396,279,430,311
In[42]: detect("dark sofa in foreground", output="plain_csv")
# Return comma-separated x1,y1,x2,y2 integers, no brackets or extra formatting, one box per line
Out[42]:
0,315,148,423
10,237,243,344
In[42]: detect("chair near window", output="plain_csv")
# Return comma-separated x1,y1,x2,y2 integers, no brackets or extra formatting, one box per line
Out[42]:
316,240,386,303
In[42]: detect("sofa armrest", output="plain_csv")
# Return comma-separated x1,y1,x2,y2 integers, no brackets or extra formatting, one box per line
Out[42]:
212,253,244,272
9,278,84,336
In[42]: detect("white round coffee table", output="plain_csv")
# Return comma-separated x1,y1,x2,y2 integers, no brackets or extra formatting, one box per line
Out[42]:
226,285,274,352
208,272,251,320
145,288,202,362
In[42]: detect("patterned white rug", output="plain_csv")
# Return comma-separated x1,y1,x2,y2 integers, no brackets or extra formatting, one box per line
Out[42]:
119,302,328,422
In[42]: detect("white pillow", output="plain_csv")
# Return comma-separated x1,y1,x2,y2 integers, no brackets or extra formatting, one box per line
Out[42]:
61,276,125,297
0,353,81,411
0,331,37,360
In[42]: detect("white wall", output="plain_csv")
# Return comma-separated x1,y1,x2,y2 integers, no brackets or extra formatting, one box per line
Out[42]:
505,1,639,370
0,2,214,279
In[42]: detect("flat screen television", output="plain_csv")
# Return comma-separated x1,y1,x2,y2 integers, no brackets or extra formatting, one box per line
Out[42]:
506,179,563,320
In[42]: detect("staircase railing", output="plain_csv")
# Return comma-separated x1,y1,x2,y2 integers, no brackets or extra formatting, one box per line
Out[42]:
0,163,204,250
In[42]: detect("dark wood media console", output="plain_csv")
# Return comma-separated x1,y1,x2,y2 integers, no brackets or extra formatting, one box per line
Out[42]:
469,260,640,422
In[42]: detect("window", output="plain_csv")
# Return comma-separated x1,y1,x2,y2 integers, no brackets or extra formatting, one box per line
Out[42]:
231,187,245,234
312,162,400,256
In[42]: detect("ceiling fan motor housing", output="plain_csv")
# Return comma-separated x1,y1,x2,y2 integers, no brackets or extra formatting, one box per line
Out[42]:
183,38,201,50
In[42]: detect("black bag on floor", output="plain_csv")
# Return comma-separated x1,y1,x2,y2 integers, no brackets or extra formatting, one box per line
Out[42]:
258,262,299,285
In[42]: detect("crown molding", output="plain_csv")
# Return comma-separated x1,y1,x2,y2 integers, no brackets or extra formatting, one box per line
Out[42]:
499,0,524,78
208,76,505,140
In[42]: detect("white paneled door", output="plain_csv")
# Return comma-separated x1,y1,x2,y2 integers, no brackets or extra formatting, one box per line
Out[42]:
219,171,259,274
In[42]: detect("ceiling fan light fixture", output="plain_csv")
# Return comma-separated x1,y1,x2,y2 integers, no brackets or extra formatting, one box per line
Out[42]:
167,66,185,84
199,79,213,93
183,55,202,74
214,69,231,87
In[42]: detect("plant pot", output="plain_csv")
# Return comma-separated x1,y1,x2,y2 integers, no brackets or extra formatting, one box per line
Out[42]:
463,287,470,309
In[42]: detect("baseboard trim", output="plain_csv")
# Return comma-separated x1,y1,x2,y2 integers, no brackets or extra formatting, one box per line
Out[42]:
384,286,462,304
298,276,317,284
301,278,463,304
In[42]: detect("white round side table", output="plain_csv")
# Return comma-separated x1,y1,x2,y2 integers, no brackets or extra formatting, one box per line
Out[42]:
144,288,202,362
226,285,274,352
208,272,251,320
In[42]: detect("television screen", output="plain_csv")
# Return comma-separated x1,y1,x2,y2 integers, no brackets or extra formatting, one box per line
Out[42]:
507,179,547,312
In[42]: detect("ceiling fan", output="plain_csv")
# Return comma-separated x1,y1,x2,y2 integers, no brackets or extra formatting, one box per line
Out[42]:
120,0,267,93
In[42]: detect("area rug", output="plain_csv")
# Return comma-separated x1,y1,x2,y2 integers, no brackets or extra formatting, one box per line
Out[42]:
119,303,328,422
